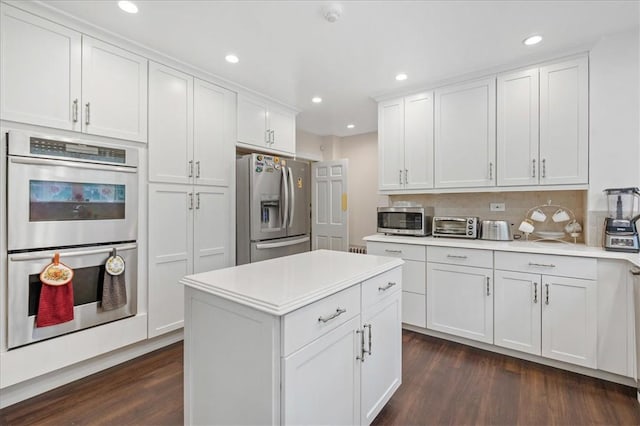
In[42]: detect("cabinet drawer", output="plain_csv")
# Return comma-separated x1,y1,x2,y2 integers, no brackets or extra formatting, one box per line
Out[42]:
283,284,360,356
362,267,402,309
495,251,597,280
428,246,493,269
367,242,426,262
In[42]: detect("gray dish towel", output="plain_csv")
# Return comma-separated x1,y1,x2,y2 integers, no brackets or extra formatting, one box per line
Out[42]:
102,272,127,310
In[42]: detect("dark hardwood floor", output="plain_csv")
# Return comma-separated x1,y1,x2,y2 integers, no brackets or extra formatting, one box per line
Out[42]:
1,330,639,425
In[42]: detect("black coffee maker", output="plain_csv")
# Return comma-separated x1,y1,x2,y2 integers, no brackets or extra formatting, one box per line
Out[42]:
603,187,640,253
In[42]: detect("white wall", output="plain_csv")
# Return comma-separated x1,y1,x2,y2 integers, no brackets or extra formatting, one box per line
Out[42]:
295,129,324,161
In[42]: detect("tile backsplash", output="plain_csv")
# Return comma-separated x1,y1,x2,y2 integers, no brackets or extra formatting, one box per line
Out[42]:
389,190,588,243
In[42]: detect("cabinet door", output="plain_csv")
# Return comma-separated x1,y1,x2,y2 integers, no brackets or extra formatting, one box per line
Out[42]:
404,92,434,190
1,5,82,131
269,105,296,155
148,184,193,337
402,292,426,328
539,56,588,185
434,78,496,188
282,316,361,426
194,186,230,274
81,36,148,142
494,270,541,355
361,292,402,425
194,79,236,186
541,275,596,368
497,68,539,186
378,98,405,191
148,62,193,184
427,263,493,343
237,94,267,147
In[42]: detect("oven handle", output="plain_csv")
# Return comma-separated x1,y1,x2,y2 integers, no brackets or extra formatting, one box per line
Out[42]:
9,243,137,262
9,156,137,173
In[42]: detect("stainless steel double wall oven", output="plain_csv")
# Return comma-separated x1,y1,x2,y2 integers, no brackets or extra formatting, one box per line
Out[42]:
6,130,138,349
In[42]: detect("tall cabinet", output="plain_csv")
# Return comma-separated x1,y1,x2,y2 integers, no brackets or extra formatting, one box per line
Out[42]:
148,61,236,337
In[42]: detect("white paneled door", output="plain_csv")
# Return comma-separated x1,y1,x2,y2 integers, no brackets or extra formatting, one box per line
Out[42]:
312,160,349,251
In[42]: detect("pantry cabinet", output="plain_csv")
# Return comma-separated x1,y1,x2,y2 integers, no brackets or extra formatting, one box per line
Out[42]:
434,77,496,188
148,183,231,337
237,94,296,155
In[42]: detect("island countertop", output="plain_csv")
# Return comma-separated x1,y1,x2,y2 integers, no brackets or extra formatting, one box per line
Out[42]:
180,249,404,316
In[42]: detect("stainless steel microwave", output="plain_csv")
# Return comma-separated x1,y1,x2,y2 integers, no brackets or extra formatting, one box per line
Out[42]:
377,206,434,236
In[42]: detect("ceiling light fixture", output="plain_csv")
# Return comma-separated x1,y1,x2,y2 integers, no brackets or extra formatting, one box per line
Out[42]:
225,54,239,64
347,124,355,129
312,97,322,103
118,1,138,14
395,73,408,81
523,35,543,46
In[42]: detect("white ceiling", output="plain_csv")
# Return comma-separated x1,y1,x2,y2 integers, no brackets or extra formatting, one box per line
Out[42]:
40,1,639,137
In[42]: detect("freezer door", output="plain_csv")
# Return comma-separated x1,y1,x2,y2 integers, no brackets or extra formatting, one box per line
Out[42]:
286,159,311,237
250,155,287,241
250,235,311,263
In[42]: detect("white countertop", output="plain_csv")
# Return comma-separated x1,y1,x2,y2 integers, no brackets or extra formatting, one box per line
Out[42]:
180,249,404,316
364,234,640,267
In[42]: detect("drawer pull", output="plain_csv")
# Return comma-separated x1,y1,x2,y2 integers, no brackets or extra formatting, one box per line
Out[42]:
378,282,397,292
447,255,468,259
318,307,346,323
528,262,556,268
385,249,402,253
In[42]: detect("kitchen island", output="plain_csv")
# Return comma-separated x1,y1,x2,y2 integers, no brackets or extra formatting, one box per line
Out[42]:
180,249,404,425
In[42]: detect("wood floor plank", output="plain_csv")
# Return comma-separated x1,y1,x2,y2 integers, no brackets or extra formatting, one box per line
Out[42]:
1,331,639,425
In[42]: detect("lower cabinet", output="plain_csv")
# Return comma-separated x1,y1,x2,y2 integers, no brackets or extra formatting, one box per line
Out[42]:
148,183,231,338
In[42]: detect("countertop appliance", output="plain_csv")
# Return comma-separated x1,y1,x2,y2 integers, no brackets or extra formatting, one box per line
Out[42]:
631,267,640,403
432,216,479,239
236,153,311,264
479,220,513,241
377,206,434,236
603,187,640,253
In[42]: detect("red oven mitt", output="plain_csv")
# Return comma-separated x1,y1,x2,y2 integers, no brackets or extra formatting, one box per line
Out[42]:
36,253,75,327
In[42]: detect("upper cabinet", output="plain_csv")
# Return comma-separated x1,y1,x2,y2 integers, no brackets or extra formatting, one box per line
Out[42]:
237,94,296,155
497,56,588,186
0,5,148,142
1,6,82,131
378,92,434,191
434,78,496,189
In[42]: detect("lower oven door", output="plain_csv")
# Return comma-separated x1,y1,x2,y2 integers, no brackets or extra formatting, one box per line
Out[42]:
7,243,137,349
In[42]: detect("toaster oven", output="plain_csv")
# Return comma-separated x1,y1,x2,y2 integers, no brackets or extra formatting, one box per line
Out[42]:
377,206,434,236
432,216,480,239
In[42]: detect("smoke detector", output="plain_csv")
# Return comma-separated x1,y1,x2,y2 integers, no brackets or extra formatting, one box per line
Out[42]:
322,3,343,23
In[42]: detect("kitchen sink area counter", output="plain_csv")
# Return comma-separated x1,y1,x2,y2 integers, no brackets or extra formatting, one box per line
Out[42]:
181,250,404,425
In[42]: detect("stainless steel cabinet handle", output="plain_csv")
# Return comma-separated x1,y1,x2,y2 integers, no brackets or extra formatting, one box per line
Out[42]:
72,99,78,123
356,329,365,362
486,277,491,296
533,282,538,303
532,159,536,178
85,102,90,125
489,162,493,180
318,307,346,323
542,158,546,178
447,254,468,259
188,193,194,210
188,160,193,178
385,249,402,253
271,130,275,144
265,129,270,144
196,161,200,178
378,282,397,292
399,169,402,185
195,192,200,209
364,324,372,356
529,262,556,268
545,283,550,305
405,169,408,184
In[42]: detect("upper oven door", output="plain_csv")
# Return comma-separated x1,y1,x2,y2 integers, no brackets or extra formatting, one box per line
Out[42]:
8,156,138,250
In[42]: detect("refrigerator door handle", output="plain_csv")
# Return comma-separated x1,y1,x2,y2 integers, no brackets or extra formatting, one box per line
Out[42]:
255,236,310,250
288,166,295,228
281,167,289,229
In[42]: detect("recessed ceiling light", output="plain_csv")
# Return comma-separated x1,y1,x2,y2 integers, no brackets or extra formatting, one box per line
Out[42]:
312,97,322,103
118,1,138,14
225,54,239,64
395,73,408,81
523,35,543,46
347,124,355,129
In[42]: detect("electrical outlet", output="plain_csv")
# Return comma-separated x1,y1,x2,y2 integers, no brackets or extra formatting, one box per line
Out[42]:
490,203,506,212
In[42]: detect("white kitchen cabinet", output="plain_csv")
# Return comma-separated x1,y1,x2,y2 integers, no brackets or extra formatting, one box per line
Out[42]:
237,94,296,155
434,77,496,188
148,183,231,337
378,93,434,191
497,68,539,186
149,64,235,186
427,262,493,343
539,56,589,185
81,36,147,142
1,5,82,131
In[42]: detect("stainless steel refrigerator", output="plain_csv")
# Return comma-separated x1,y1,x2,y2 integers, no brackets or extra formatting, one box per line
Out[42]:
236,153,311,264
